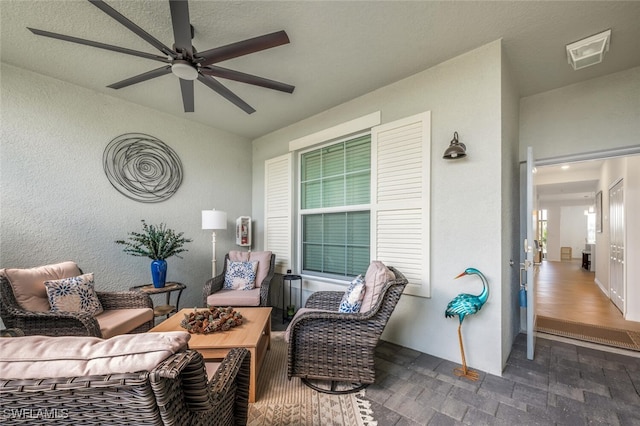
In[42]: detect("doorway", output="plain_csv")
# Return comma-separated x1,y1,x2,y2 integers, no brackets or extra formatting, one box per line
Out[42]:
532,154,638,335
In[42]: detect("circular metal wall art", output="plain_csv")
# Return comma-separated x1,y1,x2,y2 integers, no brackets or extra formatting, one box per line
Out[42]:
103,133,183,203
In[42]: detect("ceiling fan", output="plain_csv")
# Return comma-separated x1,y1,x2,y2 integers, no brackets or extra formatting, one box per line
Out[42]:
28,0,295,114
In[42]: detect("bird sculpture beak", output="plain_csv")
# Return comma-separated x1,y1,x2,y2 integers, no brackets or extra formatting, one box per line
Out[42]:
455,271,468,279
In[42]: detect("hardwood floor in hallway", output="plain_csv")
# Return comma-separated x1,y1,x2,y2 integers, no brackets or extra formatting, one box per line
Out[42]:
535,259,640,332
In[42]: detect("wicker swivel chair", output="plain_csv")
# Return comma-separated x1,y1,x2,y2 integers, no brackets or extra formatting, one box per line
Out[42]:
0,262,154,337
203,251,275,307
286,265,407,394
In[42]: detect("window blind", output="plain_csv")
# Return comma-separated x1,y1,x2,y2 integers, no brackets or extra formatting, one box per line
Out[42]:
300,135,371,277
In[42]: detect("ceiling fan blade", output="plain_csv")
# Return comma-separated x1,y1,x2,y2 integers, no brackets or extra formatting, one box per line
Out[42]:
88,0,176,58
179,78,194,112
197,74,255,114
169,0,193,57
196,30,290,66
27,28,171,63
108,65,172,89
200,66,295,93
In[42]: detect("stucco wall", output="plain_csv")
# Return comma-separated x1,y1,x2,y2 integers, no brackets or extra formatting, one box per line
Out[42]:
520,66,640,161
500,46,521,367
0,64,252,318
252,41,509,376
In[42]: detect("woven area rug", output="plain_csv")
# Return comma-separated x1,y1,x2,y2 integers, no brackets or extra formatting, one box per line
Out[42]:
536,315,640,351
248,332,376,426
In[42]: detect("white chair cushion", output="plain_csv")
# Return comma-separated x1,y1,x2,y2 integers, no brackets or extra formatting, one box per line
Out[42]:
0,331,190,379
206,288,261,307
360,261,395,313
1,261,80,312
95,308,154,339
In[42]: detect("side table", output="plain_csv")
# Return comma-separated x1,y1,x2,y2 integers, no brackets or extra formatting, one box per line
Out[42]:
282,271,302,323
129,282,186,318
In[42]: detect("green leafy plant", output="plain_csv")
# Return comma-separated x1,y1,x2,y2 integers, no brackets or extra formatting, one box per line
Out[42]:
115,220,192,260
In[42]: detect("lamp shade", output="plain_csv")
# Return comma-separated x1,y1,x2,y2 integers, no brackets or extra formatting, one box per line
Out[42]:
202,209,227,230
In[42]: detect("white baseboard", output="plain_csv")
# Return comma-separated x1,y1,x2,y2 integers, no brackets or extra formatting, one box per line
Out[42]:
594,277,609,296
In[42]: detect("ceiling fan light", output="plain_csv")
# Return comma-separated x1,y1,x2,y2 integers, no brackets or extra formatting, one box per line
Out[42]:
171,60,198,80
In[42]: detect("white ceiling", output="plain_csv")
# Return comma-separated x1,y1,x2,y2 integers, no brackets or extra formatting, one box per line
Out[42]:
2,1,640,139
535,161,603,204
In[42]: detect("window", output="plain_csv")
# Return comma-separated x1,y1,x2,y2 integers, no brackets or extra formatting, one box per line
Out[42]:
299,135,371,278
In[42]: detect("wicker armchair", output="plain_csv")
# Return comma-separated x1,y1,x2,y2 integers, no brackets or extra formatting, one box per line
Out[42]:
203,252,276,307
0,345,250,426
0,267,154,338
286,266,408,394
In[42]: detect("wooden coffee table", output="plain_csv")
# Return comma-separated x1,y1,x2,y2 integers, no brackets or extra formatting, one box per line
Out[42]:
150,307,271,402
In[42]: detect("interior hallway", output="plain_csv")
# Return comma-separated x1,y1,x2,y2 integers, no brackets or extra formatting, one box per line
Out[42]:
535,260,640,333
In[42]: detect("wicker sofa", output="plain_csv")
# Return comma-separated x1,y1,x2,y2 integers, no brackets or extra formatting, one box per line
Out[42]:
0,262,154,338
286,263,408,393
0,331,250,425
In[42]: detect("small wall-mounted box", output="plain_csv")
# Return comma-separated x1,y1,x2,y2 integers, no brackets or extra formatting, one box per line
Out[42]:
236,216,252,247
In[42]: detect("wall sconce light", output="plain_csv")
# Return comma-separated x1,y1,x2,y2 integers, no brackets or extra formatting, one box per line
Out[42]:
443,132,467,160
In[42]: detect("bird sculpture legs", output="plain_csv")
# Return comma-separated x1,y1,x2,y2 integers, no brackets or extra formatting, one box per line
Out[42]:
454,323,479,381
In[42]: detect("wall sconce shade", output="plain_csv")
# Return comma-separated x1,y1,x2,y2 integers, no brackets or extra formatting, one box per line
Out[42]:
443,131,467,160
202,209,227,230
566,29,611,71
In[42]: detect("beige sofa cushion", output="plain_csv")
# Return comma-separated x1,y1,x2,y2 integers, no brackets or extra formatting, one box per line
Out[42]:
229,251,272,288
0,331,190,379
0,261,80,312
206,288,261,307
360,261,395,313
95,308,154,339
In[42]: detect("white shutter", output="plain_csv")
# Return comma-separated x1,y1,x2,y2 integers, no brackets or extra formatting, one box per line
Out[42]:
264,153,293,274
371,112,431,297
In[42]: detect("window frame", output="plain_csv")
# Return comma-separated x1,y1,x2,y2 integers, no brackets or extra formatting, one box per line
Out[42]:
297,131,372,280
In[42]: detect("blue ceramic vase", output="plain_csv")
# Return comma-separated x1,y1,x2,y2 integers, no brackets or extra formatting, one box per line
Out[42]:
151,259,167,288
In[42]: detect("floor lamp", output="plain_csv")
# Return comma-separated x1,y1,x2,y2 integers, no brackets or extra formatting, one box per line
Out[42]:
202,209,227,277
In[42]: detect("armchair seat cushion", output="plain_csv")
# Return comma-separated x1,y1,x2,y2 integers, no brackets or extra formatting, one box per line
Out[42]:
95,308,154,339
1,261,80,312
206,288,261,307
0,331,189,379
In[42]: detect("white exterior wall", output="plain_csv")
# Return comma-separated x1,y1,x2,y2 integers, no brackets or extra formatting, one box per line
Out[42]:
252,41,510,376
0,64,252,315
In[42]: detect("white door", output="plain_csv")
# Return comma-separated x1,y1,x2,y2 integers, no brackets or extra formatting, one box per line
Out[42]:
525,147,536,360
609,180,624,312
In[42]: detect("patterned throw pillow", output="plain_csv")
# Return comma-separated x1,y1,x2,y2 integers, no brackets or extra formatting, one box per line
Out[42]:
44,273,103,316
224,261,258,291
338,275,366,313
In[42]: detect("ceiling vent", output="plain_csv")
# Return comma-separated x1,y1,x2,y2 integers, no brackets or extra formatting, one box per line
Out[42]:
566,29,611,70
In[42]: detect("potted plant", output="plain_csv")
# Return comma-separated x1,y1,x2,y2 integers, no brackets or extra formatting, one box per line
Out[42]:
116,220,192,288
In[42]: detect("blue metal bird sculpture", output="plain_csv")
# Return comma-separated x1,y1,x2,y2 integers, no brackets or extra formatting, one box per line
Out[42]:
445,267,489,380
